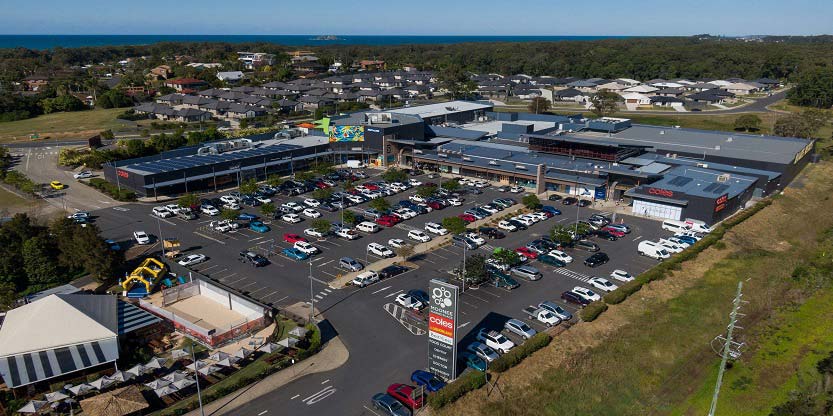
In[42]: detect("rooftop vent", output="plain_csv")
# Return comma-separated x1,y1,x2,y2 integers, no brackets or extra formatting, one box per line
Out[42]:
438,153,448,158
515,164,527,170
717,174,730,183
659,130,665,135
489,160,499,166
726,137,733,142
462,156,472,162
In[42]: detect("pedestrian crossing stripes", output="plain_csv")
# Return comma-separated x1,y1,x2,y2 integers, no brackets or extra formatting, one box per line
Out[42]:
394,223,419,232
554,268,591,282
480,244,496,252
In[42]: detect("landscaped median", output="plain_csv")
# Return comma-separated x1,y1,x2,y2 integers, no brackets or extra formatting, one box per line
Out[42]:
82,177,136,201
580,198,774,322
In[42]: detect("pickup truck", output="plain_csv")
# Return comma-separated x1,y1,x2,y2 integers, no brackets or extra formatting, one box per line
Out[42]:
522,306,561,327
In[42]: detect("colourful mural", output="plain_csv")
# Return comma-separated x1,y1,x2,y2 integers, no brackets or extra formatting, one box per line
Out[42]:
329,125,365,142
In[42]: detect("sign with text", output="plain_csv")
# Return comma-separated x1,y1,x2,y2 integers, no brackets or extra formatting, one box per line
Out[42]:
428,279,458,381
648,187,674,198
714,193,729,213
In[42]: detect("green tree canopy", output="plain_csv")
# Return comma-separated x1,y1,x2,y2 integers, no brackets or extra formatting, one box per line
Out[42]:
774,109,831,138
311,219,332,235
492,248,521,266
441,179,460,192
522,194,541,209
312,188,333,201
295,171,315,182
266,174,284,187
733,114,762,132
437,64,475,99
528,97,552,114
417,184,438,198
442,216,468,235
788,68,833,108
260,202,276,218
369,197,391,212
97,89,134,108
381,168,408,183
590,90,620,118
221,208,238,221
550,224,574,246
178,193,199,209
464,253,488,285
239,178,258,195
22,236,60,286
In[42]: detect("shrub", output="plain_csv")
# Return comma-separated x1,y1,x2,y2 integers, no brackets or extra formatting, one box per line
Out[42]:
427,370,488,409
2,170,39,194
489,332,552,373
580,301,608,322
84,178,136,201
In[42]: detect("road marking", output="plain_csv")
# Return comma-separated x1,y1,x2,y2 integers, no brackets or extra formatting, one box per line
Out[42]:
291,394,300,400
262,290,279,299
371,286,392,294
302,385,336,405
238,281,257,289
194,232,226,245
199,264,220,272
315,294,323,300
249,236,266,242
221,272,239,280
149,215,177,226
461,300,480,309
323,288,332,293
320,379,330,385
384,290,403,298
317,260,334,267
258,411,268,416
632,235,643,241
113,207,129,212
226,276,249,285
249,287,269,295
458,321,471,329
274,295,290,303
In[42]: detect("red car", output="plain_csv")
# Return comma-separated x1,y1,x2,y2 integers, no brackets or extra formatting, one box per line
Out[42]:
364,183,380,191
376,217,396,227
601,226,626,238
386,383,424,410
458,214,476,223
315,181,330,189
515,247,538,259
283,233,307,244
538,210,554,218
427,201,443,210
379,214,401,224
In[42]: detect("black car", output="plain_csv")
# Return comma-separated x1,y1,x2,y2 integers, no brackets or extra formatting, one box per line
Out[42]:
593,230,618,241
379,265,409,279
578,199,592,207
241,195,261,207
507,219,527,230
573,240,600,252
561,290,591,306
319,203,337,212
478,227,505,239
548,194,562,201
496,185,510,192
562,197,578,205
239,250,269,267
407,289,429,305
584,252,610,267
467,187,483,195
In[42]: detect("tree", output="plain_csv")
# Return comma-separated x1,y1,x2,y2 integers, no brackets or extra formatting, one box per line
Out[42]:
369,197,391,212
463,254,488,285
395,244,415,261
774,109,831,138
266,174,284,187
381,168,408,183
492,248,521,266
312,188,333,201
239,178,258,195
441,179,460,192
295,171,315,182
97,89,133,108
442,216,468,235
310,161,335,176
221,208,238,222
22,237,60,286
733,114,762,132
342,210,357,225
311,219,332,235
437,64,475,99
178,193,199,209
573,222,592,237
788,68,833,108
417,184,438,198
73,224,120,281
522,194,541,209
100,129,115,140
590,90,620,118
528,97,551,114
260,202,276,218
550,224,574,246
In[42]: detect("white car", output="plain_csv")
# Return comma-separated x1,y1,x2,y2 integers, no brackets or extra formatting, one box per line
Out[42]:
294,241,319,255
498,220,517,232
447,198,463,206
304,228,326,238
588,277,619,292
394,208,417,219
303,199,320,207
346,195,365,204
473,180,489,188
220,195,238,205
283,202,304,212
395,294,425,310
409,194,426,203
220,219,239,230
504,319,537,340
408,230,431,242
572,286,601,302
388,238,406,248
530,212,548,221
281,213,302,223
610,269,634,282
302,208,321,218
73,170,93,179
336,229,360,240
465,232,486,246
201,205,220,216
255,195,272,204
351,271,380,288
476,329,515,354
210,221,232,233
178,254,207,267
408,179,422,186
512,216,534,226
367,242,395,258
152,206,173,218
222,201,241,210
479,205,498,215
165,204,183,214
667,236,692,248
424,222,448,235
133,231,151,245
658,239,684,253
510,185,523,193
485,258,510,272
548,250,573,263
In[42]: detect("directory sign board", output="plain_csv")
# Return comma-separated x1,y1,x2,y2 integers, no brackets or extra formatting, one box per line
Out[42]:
428,279,459,381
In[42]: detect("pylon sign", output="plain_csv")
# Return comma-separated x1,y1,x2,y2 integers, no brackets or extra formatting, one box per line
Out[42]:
428,279,458,381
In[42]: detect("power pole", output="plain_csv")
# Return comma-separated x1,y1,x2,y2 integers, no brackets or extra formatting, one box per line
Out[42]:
708,281,747,416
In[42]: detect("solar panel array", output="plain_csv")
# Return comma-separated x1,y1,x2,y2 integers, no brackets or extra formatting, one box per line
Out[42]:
702,183,730,194
123,143,303,175
667,176,694,187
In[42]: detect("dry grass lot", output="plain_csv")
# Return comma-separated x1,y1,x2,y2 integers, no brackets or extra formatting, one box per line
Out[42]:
0,108,129,142
438,161,833,416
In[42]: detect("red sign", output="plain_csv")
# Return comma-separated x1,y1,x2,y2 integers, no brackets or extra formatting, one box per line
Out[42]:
714,193,729,213
428,313,454,338
117,169,129,179
648,187,674,198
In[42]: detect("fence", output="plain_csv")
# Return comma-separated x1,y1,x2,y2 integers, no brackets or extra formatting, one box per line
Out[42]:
138,299,214,345
162,280,199,306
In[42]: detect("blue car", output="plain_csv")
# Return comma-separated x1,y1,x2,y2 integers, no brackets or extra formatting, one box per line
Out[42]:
410,370,446,392
249,220,270,233
674,235,698,245
541,205,562,215
238,212,258,221
460,351,487,372
282,247,309,261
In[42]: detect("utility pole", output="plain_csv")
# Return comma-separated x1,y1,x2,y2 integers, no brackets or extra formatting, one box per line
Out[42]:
308,260,315,324
191,344,205,416
708,281,746,416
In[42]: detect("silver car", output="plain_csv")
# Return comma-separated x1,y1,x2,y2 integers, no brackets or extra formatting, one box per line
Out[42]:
504,318,537,340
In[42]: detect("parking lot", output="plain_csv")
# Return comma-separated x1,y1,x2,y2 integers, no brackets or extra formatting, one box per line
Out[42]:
87,169,672,415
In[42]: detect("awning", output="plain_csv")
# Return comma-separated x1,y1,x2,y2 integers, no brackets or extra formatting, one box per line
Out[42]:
0,338,119,388
117,300,161,334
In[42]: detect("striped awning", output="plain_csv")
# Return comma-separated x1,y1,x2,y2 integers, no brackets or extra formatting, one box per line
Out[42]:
118,301,160,335
0,338,119,388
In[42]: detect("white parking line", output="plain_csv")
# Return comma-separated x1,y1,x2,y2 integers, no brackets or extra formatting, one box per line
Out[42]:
384,290,403,298
315,294,323,300
632,235,643,241
458,321,471,329
324,288,332,293
317,260,334,267
371,286,392,294
291,394,300,400
274,295,290,303
249,236,266,242
249,287,269,295
194,232,226,245
238,281,257,289
149,215,177,226
262,290,279,299
198,264,220,272
258,411,268,416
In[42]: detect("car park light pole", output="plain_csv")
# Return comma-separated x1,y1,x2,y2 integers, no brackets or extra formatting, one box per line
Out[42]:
156,217,166,257
574,175,582,237
191,344,205,416
308,259,315,324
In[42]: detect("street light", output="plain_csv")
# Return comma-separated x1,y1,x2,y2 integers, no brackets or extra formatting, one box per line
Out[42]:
574,176,582,237
308,260,315,324
156,217,166,258
191,344,205,416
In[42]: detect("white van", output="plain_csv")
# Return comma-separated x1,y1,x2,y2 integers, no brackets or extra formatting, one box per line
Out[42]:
638,240,671,260
356,221,380,233
684,219,712,233
661,219,689,233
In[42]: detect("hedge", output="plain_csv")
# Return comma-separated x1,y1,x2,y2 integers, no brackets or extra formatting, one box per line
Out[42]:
489,332,552,372
427,369,488,409
84,178,136,201
603,280,643,305
2,170,39,194
580,301,608,322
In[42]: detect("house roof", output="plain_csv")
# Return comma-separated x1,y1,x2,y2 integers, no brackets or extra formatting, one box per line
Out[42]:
165,78,207,85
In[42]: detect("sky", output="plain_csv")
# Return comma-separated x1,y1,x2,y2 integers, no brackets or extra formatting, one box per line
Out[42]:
1,0,831,36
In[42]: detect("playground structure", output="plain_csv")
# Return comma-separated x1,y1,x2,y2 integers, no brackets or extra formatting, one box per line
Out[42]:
121,258,167,299
163,238,181,259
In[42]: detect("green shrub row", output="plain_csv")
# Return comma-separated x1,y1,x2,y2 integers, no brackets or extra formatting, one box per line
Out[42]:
579,301,608,321
2,170,40,194
586,199,774,321
84,178,136,201
489,332,552,372
427,369,488,409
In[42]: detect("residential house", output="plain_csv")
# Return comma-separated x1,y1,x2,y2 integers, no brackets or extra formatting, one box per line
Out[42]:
623,84,659,94
616,78,642,87
653,88,684,97
23,74,49,91
358,60,386,71
566,80,600,92
217,71,245,83
650,96,685,107
596,81,629,93
620,92,652,110
149,65,173,80
553,88,588,102
237,52,277,69
687,89,736,104
754,78,781,89
724,82,759,95
164,78,209,93
186,62,223,70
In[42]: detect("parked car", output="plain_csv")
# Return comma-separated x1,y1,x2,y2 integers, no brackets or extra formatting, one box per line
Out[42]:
408,230,432,242
388,238,407,248
367,242,395,258
395,293,424,310
294,241,319,255
593,230,619,241
379,265,409,279
177,254,207,267
352,271,379,287
539,301,573,320
249,221,270,233
304,228,326,238
200,205,220,216
370,393,410,416
561,290,591,306
589,276,618,292
339,257,364,272
573,240,600,252
133,231,151,245
584,252,610,267
460,351,487,372
504,318,537,340
467,341,500,362
386,383,424,411
478,227,505,239
424,222,448,235
410,370,446,392
239,250,268,267
283,233,307,244
572,286,601,302
282,247,309,261
73,170,93,179
537,254,566,267
497,220,517,232
548,250,573,263
610,269,634,282
476,329,515,354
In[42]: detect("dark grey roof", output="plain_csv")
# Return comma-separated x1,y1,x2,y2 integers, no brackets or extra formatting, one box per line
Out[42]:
627,165,757,202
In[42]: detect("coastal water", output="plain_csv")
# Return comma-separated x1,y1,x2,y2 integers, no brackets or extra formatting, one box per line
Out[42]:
0,35,634,50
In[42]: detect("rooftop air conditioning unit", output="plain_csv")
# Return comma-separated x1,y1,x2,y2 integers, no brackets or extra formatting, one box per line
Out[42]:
727,137,733,142
489,160,499,166
462,156,472,162
413,149,423,154
697,162,709,168
438,153,448,158
515,164,527,170
717,174,730,182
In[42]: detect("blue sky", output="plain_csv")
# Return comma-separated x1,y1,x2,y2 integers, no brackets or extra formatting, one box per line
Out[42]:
1,0,831,36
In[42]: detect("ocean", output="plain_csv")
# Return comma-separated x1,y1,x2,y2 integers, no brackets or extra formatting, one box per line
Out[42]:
0,35,633,50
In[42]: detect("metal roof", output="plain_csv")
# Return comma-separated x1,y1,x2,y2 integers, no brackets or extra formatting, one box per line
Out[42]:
627,165,758,202
388,100,493,119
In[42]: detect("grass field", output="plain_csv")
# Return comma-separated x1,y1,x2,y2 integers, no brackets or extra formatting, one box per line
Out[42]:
0,108,131,142
0,186,40,215
439,161,833,416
